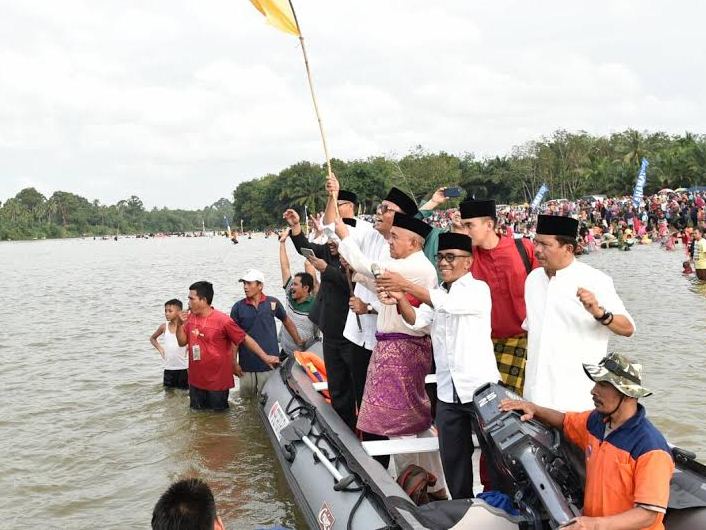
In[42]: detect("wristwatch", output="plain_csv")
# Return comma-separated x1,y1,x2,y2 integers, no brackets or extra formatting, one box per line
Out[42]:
366,304,373,314
594,307,613,324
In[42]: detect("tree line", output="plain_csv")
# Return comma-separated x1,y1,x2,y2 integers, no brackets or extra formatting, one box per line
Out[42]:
0,190,234,241
233,129,706,228
2,128,705,240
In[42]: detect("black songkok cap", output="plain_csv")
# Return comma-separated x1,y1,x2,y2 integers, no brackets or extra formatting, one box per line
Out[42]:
438,232,472,253
392,212,432,239
384,187,418,216
536,215,579,238
459,199,496,220
338,190,358,204
342,218,357,227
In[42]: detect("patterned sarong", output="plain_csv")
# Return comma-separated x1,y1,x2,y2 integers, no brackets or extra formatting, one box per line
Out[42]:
357,332,433,437
492,334,528,395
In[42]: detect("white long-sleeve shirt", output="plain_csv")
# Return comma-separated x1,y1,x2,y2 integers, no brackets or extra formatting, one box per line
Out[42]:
407,273,500,403
523,258,635,411
376,250,437,335
338,227,390,349
339,238,437,337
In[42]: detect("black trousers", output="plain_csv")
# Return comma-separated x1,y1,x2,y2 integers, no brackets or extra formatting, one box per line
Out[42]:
322,335,371,432
436,399,478,499
189,385,229,411
163,369,188,389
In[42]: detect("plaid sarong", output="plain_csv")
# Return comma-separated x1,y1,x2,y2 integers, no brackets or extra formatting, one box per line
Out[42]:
492,334,528,395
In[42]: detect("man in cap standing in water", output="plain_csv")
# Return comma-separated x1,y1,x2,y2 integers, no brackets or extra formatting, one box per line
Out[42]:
501,353,674,530
230,269,305,397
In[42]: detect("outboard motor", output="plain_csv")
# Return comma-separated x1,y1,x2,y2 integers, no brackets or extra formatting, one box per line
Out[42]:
472,383,583,529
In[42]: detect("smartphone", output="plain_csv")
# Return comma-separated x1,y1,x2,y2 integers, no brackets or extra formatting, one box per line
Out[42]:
301,248,316,259
443,187,462,198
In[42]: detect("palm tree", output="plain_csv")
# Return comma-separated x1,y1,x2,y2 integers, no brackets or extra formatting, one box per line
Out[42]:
620,129,649,167
282,172,327,213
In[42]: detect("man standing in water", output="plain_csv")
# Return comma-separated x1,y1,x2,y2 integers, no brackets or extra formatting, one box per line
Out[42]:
176,281,279,410
231,269,304,397
524,215,635,411
691,227,706,280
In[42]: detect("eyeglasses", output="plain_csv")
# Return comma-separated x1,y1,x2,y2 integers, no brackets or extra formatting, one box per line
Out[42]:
435,253,470,263
601,357,641,385
375,203,398,215
337,200,353,207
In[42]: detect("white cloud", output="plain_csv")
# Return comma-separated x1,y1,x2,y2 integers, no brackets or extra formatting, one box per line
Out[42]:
0,0,704,208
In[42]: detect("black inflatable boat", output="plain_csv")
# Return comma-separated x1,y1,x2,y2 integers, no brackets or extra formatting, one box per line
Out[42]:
257,350,706,529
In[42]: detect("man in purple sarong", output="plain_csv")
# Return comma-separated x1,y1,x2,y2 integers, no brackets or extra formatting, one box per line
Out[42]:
337,212,446,495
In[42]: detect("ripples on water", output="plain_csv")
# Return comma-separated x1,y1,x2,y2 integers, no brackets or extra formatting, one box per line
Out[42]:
0,237,305,529
0,236,704,529
583,244,706,454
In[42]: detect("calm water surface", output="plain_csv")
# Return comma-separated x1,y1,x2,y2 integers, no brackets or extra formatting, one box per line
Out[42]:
0,236,705,529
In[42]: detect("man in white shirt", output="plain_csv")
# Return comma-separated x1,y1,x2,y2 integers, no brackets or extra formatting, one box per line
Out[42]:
330,181,421,404
524,215,635,411
378,232,500,499
337,213,437,437
337,212,446,496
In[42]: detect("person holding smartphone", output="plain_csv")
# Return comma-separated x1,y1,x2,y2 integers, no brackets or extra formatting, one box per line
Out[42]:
282,207,364,432
415,186,466,270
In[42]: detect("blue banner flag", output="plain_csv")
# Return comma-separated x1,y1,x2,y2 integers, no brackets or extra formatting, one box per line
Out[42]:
632,158,649,208
530,183,549,210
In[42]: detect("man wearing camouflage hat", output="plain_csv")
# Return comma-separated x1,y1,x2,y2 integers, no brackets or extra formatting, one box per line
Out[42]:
501,352,674,530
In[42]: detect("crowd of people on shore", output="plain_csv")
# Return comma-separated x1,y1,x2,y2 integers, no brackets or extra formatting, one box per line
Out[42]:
147,178,706,530
302,188,706,279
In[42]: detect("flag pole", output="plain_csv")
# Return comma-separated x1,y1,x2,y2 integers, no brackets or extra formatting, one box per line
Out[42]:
288,1,332,178
287,1,340,219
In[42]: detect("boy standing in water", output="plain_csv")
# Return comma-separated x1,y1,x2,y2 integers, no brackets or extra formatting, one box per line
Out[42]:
150,299,189,389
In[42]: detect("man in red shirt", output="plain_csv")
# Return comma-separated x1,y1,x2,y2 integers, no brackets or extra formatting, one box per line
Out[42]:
459,200,539,395
176,281,279,410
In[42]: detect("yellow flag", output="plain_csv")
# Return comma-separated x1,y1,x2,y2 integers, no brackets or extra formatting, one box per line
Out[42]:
250,0,300,37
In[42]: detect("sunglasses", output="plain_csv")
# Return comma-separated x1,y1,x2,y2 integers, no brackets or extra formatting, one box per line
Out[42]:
375,204,398,214
435,253,470,264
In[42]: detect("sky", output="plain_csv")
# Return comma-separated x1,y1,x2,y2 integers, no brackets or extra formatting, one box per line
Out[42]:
1,1,704,209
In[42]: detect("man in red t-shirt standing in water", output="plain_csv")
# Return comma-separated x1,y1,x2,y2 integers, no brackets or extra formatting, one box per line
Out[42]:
459,200,539,395
176,281,279,411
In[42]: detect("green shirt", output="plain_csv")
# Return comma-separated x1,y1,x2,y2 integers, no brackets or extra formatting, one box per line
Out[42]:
416,209,447,279
279,277,318,355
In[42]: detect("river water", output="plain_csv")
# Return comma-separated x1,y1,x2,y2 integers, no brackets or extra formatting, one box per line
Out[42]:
1,236,705,529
